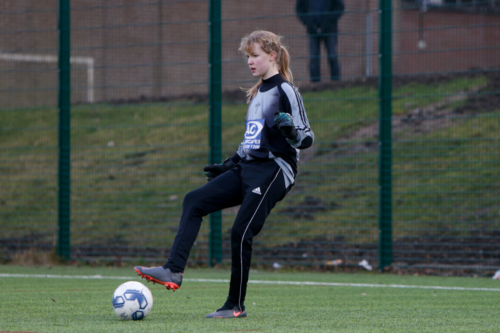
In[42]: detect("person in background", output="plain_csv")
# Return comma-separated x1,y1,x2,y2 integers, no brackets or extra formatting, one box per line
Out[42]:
296,0,345,82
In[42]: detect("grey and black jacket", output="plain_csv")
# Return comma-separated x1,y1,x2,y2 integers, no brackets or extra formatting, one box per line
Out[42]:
231,74,314,187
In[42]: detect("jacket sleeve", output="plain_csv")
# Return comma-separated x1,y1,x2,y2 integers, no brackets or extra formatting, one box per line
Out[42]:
333,0,345,21
229,153,241,165
296,0,309,27
278,83,314,150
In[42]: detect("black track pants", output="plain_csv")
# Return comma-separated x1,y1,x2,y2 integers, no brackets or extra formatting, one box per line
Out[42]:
164,160,290,308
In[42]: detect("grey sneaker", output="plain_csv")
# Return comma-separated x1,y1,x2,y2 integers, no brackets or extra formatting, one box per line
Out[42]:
134,266,182,291
205,306,247,319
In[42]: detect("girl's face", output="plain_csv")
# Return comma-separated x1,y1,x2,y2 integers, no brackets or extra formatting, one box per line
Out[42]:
247,43,277,79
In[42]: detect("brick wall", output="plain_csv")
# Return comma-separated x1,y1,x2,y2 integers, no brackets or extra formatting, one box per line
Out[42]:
0,0,498,109
398,8,500,75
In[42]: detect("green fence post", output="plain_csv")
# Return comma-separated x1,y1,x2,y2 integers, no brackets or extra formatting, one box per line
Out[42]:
208,0,222,267
57,0,71,260
378,0,393,271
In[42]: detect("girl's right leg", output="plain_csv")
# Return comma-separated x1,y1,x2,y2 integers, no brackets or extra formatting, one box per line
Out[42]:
164,168,244,273
134,168,243,290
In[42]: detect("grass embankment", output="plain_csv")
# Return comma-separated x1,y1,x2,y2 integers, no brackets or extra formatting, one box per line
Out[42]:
1,76,497,263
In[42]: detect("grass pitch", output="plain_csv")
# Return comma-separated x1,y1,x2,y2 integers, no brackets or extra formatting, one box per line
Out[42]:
1,265,499,332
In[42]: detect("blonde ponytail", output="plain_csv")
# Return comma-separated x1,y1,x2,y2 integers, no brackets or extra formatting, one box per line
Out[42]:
239,31,293,104
278,45,293,84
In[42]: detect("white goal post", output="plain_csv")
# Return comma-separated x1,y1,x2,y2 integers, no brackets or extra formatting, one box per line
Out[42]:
0,52,95,103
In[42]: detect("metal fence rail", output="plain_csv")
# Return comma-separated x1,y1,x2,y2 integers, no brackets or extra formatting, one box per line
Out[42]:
1,0,499,276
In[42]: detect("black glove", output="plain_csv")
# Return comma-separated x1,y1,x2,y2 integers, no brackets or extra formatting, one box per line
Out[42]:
274,111,299,141
203,158,235,181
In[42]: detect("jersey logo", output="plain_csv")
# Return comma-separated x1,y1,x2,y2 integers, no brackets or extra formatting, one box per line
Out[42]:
252,187,262,195
245,120,264,139
243,119,265,150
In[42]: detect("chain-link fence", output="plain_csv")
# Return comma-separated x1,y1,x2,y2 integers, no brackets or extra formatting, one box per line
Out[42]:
1,0,499,275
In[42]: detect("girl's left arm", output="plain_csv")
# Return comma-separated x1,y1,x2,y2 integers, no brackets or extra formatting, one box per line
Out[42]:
279,84,315,149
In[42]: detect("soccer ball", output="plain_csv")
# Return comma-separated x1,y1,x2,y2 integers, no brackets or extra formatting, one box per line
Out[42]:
112,281,153,320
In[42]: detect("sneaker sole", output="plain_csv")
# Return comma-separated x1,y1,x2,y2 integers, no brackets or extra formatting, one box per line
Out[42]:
206,311,247,319
134,267,180,291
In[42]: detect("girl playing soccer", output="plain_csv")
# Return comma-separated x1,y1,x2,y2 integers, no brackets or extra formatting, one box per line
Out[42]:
135,30,314,318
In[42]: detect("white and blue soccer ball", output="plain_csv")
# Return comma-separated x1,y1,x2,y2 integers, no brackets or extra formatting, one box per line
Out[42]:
112,281,153,320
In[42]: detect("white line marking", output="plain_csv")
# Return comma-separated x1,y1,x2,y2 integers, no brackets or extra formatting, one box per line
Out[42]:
1,273,499,292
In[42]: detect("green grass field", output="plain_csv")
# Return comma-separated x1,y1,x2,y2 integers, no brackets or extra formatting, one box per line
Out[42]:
1,265,500,332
